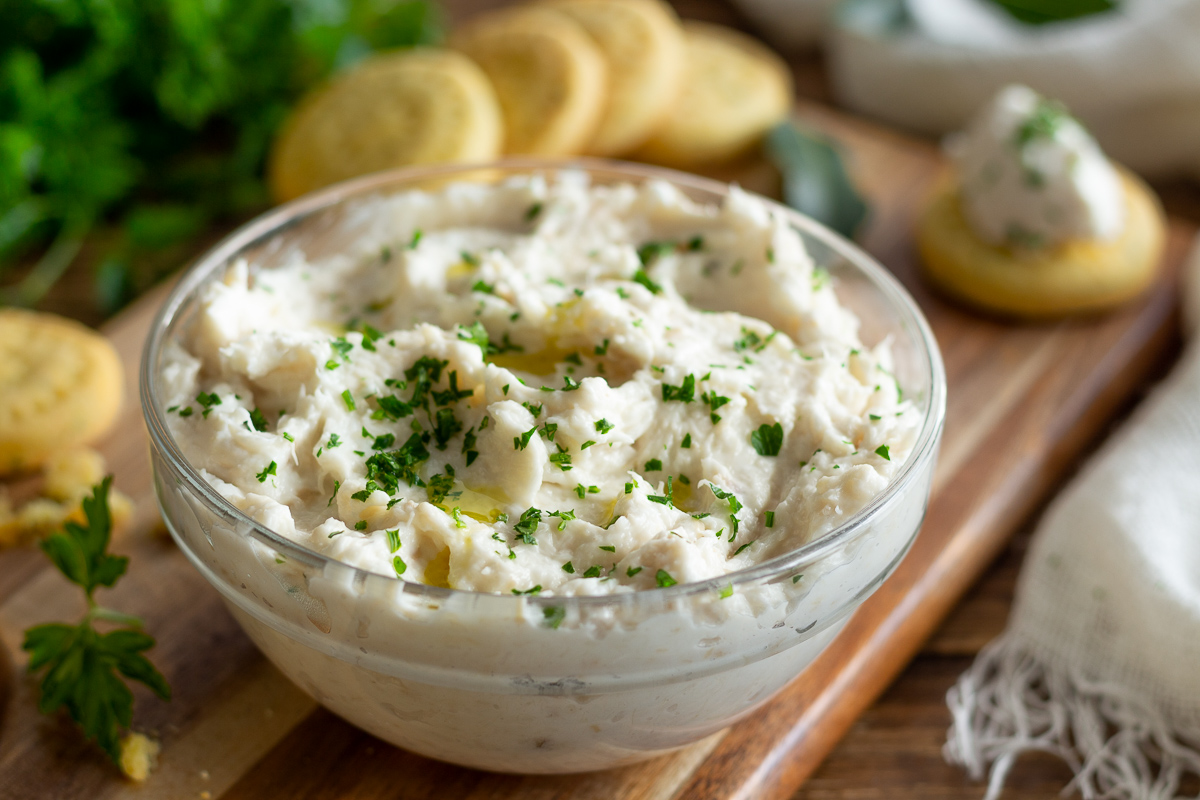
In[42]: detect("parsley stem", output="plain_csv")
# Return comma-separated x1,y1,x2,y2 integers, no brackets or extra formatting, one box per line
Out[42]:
86,606,146,628
0,213,90,306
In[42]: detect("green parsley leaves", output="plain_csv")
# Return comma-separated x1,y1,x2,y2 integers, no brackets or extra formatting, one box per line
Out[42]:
22,479,171,763
751,423,784,456
661,374,695,403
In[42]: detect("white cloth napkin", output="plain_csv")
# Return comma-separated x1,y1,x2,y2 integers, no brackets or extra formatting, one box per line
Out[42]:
827,0,1200,179
945,238,1200,799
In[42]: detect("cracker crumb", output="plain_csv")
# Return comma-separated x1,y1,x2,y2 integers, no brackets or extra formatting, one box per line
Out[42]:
119,731,160,782
44,447,107,502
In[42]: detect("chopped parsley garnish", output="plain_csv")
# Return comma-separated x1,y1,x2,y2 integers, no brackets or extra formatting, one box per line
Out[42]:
196,391,221,418
331,338,354,363
542,606,565,629
327,480,340,507
636,241,676,266
177,406,194,417
765,511,775,528
548,509,575,530
751,423,784,456
386,529,401,553
427,472,455,506
376,395,413,420
460,250,481,267
363,434,430,493
734,542,754,556
514,426,538,451
393,556,407,576
282,432,294,442
626,566,643,577
594,418,614,434
869,414,882,421
719,584,734,599
582,565,602,579
255,461,277,483
709,484,744,540
681,433,692,449
792,574,804,584
655,569,677,588
648,476,674,507
369,431,396,451
562,375,581,391
599,545,616,553
472,280,495,294
875,444,891,461
644,459,662,472
432,408,463,450
432,371,473,406
525,201,543,221
457,321,489,354
248,408,269,432
563,352,583,366
580,440,596,450
358,324,383,351
511,585,543,596
548,449,573,471
562,561,575,574
513,508,542,545
354,520,367,531
661,374,695,403
812,267,831,292
408,229,423,249
341,390,356,411
594,339,610,357
326,433,343,449
733,328,762,352
702,390,731,424
632,269,662,295
523,402,543,418
451,507,467,529
625,482,634,494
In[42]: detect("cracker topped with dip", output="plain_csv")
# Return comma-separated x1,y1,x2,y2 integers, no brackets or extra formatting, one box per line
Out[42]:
918,85,1166,317
161,173,919,596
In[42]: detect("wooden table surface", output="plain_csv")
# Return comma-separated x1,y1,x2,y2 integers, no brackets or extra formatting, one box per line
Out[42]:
10,0,1200,797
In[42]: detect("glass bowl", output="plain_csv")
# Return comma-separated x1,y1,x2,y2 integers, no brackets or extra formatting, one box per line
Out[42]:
141,159,946,774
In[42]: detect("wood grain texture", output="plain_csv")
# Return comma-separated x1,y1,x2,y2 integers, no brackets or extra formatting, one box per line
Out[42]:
0,101,1189,800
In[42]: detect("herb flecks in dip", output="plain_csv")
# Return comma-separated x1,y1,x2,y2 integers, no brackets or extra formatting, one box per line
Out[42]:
163,174,918,596
952,84,1125,249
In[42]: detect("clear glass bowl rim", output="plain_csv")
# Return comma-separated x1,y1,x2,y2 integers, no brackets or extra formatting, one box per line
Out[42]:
140,157,947,610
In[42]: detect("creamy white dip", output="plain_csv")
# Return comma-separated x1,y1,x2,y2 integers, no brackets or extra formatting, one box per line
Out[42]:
162,173,918,597
951,84,1125,248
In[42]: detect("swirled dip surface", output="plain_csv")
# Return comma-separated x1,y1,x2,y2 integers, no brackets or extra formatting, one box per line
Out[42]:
163,174,918,596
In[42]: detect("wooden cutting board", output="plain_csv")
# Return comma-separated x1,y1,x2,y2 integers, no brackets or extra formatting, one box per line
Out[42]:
0,102,1189,800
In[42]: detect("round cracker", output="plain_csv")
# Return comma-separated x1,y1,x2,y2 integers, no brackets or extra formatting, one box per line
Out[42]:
0,310,123,476
917,169,1167,317
540,0,684,156
633,22,792,167
451,7,608,157
268,48,503,203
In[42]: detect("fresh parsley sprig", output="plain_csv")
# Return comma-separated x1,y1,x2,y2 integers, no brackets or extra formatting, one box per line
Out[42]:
21,477,170,764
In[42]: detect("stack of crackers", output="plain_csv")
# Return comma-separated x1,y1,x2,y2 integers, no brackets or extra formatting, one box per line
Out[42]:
268,0,794,202
0,309,131,545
